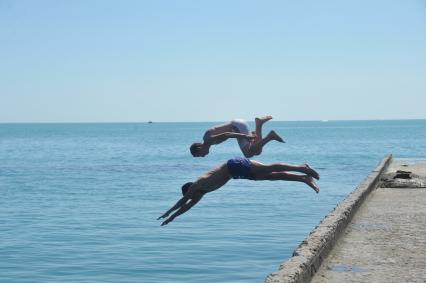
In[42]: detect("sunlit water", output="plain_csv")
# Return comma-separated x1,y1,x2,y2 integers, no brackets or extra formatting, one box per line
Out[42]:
1,120,425,282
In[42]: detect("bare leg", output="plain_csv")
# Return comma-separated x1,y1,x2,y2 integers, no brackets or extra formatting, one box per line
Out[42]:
253,131,285,155
252,116,272,151
255,172,320,193
254,115,273,139
251,161,320,180
305,164,320,180
248,116,284,156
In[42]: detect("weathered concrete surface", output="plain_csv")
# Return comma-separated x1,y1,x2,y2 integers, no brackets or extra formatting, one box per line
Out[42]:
311,159,426,283
380,161,426,188
264,155,393,283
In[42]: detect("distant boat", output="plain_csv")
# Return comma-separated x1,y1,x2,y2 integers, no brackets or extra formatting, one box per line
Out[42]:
321,120,329,122
148,121,153,124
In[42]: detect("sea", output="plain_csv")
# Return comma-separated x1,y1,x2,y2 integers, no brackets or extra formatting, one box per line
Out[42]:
1,120,425,283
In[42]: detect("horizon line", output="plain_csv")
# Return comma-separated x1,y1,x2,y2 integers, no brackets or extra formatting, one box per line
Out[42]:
1,118,426,124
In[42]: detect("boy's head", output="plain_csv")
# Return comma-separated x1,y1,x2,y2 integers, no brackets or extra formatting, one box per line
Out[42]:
190,143,209,157
181,182,194,196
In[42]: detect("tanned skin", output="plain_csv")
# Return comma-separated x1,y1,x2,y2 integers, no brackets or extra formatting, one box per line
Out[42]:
192,115,284,158
157,160,320,226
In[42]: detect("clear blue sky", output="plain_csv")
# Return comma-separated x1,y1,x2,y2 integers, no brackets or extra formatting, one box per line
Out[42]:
1,0,425,122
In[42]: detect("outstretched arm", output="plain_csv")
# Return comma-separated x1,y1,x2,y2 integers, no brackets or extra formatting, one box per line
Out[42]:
157,195,190,220
207,132,255,145
161,195,203,226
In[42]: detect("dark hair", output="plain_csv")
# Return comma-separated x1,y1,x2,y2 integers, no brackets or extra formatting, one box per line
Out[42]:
189,142,203,156
181,182,194,196
190,143,203,156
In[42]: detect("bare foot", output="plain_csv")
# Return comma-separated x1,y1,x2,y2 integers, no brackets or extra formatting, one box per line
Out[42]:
268,130,285,143
255,115,273,127
304,175,320,193
304,164,320,180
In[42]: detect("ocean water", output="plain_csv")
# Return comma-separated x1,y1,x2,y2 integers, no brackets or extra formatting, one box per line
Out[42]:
1,120,425,283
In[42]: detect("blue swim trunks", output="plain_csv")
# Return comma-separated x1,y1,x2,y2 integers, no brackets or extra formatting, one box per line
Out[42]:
227,157,255,180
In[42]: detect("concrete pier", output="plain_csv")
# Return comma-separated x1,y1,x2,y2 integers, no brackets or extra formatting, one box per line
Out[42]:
311,159,426,283
264,156,426,283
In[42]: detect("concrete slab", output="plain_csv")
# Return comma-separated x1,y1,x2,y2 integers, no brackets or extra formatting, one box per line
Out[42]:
311,160,426,283
264,155,393,283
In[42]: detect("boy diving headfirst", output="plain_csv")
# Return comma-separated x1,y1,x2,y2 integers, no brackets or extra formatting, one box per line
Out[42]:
190,115,284,158
157,157,320,226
